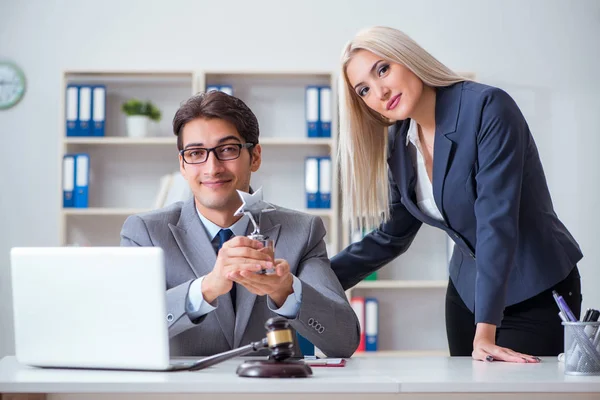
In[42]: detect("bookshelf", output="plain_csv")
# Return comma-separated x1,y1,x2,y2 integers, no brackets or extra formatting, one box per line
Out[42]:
64,137,333,146
59,70,340,253
354,280,448,290
351,350,449,357
62,207,334,218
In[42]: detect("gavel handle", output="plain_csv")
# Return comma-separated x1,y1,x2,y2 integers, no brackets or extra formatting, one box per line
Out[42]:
185,338,268,371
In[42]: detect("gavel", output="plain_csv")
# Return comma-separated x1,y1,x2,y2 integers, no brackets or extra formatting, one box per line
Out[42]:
184,316,313,378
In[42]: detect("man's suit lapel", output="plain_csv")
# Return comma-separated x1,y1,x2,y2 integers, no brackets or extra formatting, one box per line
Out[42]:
233,211,281,348
168,197,235,348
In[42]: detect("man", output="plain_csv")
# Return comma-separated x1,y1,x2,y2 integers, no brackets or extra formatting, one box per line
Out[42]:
120,91,359,358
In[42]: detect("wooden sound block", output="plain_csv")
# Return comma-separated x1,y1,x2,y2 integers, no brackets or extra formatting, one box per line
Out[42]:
236,359,313,378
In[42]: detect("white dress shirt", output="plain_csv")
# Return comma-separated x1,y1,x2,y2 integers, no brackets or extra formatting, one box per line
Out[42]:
186,208,302,319
405,118,445,222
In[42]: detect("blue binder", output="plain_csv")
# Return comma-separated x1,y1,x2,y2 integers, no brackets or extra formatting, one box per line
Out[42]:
91,85,106,137
318,156,331,208
77,86,92,136
305,157,319,208
305,86,320,137
365,297,379,351
65,85,79,137
319,86,332,138
74,153,90,208
220,85,233,95
62,155,75,207
296,333,315,357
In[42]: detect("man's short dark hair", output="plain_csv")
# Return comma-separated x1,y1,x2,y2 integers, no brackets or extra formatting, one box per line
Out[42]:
173,91,260,151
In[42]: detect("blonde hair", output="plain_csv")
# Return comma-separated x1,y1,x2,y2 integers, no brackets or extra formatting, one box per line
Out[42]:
338,26,468,231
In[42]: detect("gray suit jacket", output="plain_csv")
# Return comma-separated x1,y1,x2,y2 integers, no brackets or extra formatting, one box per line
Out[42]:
120,197,360,358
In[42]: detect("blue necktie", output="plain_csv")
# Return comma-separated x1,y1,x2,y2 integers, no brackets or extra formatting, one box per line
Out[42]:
217,229,234,250
216,229,236,311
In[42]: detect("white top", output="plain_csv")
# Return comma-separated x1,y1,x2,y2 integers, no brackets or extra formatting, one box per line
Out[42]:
406,119,445,222
1,356,598,394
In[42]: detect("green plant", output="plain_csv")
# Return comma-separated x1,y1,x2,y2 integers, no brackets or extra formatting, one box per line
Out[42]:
121,99,161,122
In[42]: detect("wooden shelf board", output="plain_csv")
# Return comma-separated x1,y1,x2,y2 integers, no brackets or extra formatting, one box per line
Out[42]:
353,280,448,289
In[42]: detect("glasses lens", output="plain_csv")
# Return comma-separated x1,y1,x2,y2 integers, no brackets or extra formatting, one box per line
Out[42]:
215,144,241,161
184,148,207,163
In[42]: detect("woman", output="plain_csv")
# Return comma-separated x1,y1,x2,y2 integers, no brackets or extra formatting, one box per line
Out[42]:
331,26,583,362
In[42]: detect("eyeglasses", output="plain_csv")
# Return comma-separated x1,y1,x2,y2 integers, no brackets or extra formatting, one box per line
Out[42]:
179,143,255,164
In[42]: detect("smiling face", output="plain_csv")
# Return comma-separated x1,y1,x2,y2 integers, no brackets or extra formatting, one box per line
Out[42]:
345,49,424,122
179,117,261,221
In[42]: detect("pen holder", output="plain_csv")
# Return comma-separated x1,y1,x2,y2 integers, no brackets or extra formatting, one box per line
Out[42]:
562,321,600,376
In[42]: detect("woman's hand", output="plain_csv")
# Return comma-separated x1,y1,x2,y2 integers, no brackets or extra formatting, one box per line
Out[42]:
472,323,541,363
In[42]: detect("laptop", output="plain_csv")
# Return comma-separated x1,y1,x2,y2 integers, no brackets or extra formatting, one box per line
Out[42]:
10,246,203,371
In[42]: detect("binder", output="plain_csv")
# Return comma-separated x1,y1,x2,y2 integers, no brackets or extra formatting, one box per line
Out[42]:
65,85,79,137
296,333,315,357
319,86,332,137
365,272,378,281
91,85,106,137
77,86,92,136
74,153,90,208
305,86,319,137
163,172,192,207
153,174,174,209
219,85,233,95
351,296,366,352
365,298,379,351
318,157,331,208
305,157,319,208
62,155,75,207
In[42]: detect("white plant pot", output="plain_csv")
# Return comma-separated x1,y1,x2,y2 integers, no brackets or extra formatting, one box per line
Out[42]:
126,116,150,138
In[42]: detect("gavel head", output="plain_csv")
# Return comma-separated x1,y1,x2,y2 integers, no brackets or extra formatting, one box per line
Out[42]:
264,316,295,361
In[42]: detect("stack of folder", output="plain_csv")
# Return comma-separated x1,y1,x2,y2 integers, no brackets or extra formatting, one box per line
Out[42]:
62,154,90,208
205,85,233,96
305,156,331,209
65,85,106,137
351,297,379,352
305,86,331,138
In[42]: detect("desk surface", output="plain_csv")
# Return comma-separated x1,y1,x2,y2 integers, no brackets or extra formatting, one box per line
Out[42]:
1,356,599,394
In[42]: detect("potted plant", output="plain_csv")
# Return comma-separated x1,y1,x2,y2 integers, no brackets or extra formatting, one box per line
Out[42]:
121,99,161,138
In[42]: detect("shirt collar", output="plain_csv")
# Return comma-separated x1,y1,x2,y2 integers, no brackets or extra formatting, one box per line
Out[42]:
196,208,249,241
405,118,419,147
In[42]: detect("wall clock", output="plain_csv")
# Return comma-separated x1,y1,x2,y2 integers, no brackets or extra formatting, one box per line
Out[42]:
0,62,26,110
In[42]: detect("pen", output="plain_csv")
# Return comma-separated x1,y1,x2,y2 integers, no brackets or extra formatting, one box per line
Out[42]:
583,308,592,322
552,291,577,322
588,310,600,340
558,311,568,322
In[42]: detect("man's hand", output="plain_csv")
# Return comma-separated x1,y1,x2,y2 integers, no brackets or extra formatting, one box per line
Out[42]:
229,259,294,307
202,236,274,303
472,322,541,363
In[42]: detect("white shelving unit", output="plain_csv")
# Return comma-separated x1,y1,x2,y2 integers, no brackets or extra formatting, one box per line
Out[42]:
64,137,333,146
352,350,449,358
354,280,448,290
59,70,340,253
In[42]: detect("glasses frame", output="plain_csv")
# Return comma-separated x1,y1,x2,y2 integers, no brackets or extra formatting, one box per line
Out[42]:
179,142,255,165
